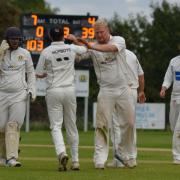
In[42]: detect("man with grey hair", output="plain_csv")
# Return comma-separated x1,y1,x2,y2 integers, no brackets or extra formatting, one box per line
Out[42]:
67,19,136,169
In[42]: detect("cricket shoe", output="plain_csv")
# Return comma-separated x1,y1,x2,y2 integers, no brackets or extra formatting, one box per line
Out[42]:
6,158,21,167
95,163,105,169
71,161,80,170
115,154,137,168
0,158,6,167
58,152,69,171
106,159,125,168
173,159,180,165
125,158,137,168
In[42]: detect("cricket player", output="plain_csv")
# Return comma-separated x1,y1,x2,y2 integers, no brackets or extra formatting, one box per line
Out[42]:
0,27,36,167
108,49,146,168
67,19,136,169
160,55,180,164
36,27,87,171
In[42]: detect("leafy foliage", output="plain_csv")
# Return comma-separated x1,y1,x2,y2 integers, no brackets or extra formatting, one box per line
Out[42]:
109,0,180,103
0,0,58,41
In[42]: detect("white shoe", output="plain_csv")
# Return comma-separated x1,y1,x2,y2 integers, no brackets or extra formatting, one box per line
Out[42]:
6,158,21,167
58,152,69,171
71,161,80,170
173,159,180,165
95,164,104,169
106,160,125,168
125,159,137,168
0,158,6,166
115,154,137,168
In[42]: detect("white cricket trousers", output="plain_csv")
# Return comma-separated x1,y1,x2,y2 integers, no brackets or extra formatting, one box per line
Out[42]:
111,88,137,159
0,91,27,131
46,87,79,162
169,99,180,161
93,87,135,166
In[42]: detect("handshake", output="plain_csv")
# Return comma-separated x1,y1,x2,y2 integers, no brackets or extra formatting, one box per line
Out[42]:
76,38,93,49
66,34,93,49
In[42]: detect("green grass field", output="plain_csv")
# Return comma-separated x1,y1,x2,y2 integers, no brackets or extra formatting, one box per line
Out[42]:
1,130,179,180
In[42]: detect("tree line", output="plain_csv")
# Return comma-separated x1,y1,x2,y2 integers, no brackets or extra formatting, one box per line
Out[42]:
0,0,179,125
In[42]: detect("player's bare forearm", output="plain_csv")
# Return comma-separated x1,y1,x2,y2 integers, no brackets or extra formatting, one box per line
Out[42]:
138,75,146,103
138,75,145,93
160,86,167,98
77,37,118,52
36,73,47,78
66,34,83,46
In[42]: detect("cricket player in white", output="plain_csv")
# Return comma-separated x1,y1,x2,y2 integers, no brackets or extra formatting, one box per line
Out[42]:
67,19,136,169
160,55,180,164
36,27,87,171
0,27,36,167
108,49,146,168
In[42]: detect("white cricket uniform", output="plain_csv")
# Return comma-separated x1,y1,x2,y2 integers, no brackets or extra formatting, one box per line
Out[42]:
161,55,180,161
81,36,135,166
0,47,36,130
111,49,144,161
36,41,87,162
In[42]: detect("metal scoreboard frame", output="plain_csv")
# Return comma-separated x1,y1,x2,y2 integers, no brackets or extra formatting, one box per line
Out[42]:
21,13,98,66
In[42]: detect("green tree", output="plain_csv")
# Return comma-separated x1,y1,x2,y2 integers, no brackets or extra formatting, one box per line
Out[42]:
0,0,58,41
0,0,20,39
9,0,59,14
109,0,180,103
143,1,180,102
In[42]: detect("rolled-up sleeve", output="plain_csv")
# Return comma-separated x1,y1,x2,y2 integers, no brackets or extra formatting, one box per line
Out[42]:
111,36,126,52
162,62,173,89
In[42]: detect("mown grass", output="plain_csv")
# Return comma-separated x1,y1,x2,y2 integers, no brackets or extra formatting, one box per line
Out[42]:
0,130,179,180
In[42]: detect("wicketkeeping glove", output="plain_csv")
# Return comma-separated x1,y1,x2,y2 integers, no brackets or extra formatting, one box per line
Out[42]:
0,40,9,57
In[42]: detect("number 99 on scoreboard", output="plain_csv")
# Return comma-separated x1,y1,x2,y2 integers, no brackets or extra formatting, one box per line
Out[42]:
21,13,98,56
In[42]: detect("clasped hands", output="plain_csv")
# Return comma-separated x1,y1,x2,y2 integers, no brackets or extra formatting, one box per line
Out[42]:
66,34,92,49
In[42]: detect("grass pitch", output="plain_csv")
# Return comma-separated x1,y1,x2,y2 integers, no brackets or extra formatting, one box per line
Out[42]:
0,130,179,180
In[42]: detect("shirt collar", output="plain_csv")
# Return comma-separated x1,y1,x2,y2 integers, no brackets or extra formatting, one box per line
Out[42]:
51,41,64,45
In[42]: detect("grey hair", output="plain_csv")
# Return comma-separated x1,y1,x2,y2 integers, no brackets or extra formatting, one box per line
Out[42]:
94,18,109,28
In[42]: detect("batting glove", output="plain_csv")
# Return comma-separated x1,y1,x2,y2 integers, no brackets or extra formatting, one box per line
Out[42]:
27,89,36,102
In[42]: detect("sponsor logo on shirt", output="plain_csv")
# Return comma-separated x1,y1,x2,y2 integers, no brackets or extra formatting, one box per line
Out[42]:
2,64,20,71
175,71,180,81
79,75,87,82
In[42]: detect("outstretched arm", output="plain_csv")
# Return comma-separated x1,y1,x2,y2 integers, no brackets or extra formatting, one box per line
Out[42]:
77,37,118,52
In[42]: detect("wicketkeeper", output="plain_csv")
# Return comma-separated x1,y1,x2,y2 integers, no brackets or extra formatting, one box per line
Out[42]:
0,27,36,167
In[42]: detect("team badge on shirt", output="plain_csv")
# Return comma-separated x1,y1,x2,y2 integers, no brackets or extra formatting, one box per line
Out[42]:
18,55,24,61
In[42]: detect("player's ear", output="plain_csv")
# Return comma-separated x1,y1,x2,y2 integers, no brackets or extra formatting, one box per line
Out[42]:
48,32,53,41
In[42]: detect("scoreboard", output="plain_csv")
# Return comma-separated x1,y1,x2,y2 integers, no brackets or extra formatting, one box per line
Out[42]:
21,13,98,66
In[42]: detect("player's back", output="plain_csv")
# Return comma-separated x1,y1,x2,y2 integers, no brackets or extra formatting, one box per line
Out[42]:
41,41,76,89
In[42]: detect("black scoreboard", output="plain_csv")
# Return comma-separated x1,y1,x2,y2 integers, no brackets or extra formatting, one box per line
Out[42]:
21,13,98,66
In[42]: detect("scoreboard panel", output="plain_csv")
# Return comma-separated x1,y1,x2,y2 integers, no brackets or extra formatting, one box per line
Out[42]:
21,13,98,66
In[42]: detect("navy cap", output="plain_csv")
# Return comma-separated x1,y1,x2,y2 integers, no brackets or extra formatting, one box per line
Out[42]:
49,27,64,40
5,27,22,39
